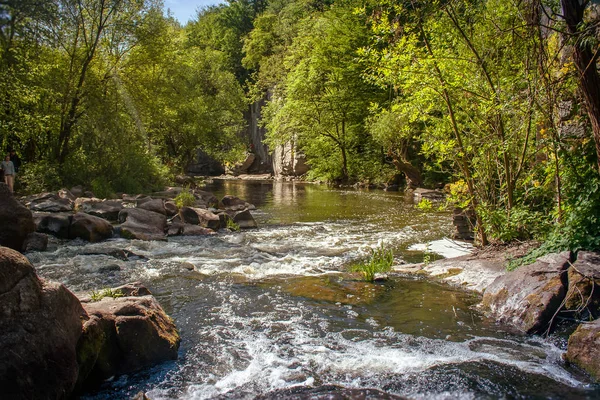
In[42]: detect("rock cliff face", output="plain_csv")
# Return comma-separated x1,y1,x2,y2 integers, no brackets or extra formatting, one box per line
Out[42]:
272,139,310,178
245,96,309,178
246,97,273,174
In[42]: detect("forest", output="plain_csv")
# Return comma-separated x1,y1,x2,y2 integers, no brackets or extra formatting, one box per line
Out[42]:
1,0,599,255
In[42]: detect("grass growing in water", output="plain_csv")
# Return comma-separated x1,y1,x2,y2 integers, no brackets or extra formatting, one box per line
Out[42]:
226,217,241,231
351,244,394,282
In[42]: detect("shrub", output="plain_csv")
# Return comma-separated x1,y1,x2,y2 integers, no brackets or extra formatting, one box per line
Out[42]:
417,198,433,211
351,244,394,282
175,189,196,208
18,161,62,194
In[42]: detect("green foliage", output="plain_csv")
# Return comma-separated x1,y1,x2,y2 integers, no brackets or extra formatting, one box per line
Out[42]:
175,189,196,209
445,180,471,209
226,218,241,231
508,142,600,269
478,205,551,243
423,242,432,266
263,1,388,183
90,177,114,200
417,199,433,212
90,288,124,302
1,0,246,195
351,244,394,282
18,161,62,194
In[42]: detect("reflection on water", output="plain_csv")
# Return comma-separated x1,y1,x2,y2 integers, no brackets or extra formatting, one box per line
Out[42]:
27,180,600,399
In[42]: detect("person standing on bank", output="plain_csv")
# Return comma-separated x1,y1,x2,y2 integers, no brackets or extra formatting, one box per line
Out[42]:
1,154,16,193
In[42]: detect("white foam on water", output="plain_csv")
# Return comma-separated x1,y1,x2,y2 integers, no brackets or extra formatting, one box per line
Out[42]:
146,293,585,400
408,238,474,259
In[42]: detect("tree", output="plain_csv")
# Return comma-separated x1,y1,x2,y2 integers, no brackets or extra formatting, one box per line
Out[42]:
561,0,600,172
264,3,386,182
361,0,552,243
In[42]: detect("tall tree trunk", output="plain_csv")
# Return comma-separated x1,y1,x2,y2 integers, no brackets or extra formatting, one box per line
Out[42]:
562,0,600,172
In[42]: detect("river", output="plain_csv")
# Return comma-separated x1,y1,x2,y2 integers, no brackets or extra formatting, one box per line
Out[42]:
26,180,600,399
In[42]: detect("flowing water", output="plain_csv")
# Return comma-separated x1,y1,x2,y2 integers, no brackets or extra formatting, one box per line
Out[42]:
27,180,600,399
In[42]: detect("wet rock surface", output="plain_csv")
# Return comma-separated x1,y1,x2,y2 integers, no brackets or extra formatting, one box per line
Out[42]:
254,385,407,400
229,209,258,229
22,232,48,252
179,206,221,230
77,283,180,388
70,212,114,242
77,199,124,221
19,185,258,244
29,193,74,212
0,246,84,399
0,246,181,397
0,183,35,251
34,212,72,238
118,208,167,241
481,252,571,334
566,319,600,381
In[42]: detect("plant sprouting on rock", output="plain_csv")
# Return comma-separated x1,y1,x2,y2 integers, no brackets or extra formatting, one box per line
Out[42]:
175,189,196,209
90,288,124,302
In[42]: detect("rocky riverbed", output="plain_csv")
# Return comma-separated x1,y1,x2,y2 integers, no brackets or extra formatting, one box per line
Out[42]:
1,181,600,398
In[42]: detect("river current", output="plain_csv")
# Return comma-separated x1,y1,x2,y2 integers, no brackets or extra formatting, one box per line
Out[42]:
27,180,600,399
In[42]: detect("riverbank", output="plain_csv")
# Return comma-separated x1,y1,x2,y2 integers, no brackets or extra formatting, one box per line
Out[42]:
394,241,538,293
395,241,600,381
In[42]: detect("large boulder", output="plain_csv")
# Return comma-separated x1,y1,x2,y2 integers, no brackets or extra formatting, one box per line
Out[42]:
77,283,180,388
77,199,123,222
564,252,600,319
164,201,179,217
118,208,167,241
69,212,114,242
167,222,217,237
138,198,167,215
0,246,84,398
194,190,218,208
179,207,221,230
29,193,74,212
229,209,258,229
0,183,35,251
481,252,571,334
565,319,600,380
34,212,72,239
219,195,255,211
22,232,49,252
